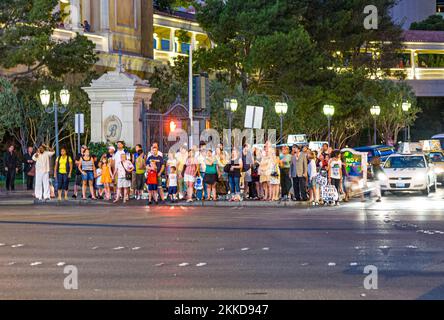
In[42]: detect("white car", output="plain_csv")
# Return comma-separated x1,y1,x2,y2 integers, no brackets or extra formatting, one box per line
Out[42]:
378,153,437,195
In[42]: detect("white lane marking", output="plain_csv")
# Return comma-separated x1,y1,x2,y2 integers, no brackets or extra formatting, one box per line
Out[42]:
406,245,418,249
262,247,270,251
379,245,390,249
301,263,309,266
155,263,165,267
241,248,250,251
217,248,225,251
0,243,5,247
6,262,15,266
131,247,141,251
57,262,66,267
11,244,24,248
328,262,336,266
196,262,207,267
30,262,42,266
178,262,189,267
113,246,125,250
350,262,358,267
91,246,99,250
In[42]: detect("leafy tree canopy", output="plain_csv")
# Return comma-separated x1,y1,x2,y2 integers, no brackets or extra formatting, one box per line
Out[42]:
410,14,444,31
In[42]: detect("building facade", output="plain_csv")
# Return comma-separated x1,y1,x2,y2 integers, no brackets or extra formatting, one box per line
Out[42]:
55,0,210,76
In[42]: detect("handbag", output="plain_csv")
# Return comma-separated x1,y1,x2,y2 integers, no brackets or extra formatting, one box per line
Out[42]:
27,165,36,177
121,162,132,181
223,163,231,173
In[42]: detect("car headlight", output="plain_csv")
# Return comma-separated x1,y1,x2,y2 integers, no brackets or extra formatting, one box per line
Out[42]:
377,172,387,181
415,172,426,181
434,167,444,174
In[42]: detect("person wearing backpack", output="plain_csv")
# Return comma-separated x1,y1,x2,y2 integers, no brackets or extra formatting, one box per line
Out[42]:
54,147,73,201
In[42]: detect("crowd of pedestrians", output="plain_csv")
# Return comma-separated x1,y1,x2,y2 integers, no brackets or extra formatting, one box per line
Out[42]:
1,140,384,205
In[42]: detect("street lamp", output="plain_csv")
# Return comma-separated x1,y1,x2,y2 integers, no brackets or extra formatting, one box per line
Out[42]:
39,87,70,157
224,98,238,147
370,105,381,145
323,104,335,147
275,102,288,144
402,101,411,142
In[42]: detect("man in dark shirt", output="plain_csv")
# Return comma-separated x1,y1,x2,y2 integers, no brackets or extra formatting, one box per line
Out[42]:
4,145,18,191
23,146,35,190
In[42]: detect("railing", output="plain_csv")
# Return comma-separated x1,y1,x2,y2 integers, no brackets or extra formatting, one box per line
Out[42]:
390,68,444,80
52,28,110,53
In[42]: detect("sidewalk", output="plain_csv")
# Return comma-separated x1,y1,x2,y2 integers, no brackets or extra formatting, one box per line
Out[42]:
0,190,311,207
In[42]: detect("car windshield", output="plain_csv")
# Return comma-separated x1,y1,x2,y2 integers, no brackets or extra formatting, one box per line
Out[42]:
429,152,444,162
384,156,426,169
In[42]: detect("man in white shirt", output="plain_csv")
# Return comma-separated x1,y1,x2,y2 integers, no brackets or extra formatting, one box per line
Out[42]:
32,144,55,201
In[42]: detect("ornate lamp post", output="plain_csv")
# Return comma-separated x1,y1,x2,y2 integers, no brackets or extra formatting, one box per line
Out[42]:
323,104,335,147
402,101,411,142
274,102,288,144
39,88,70,157
370,105,381,145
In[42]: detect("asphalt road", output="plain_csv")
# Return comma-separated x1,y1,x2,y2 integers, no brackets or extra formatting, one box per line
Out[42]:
1,189,444,300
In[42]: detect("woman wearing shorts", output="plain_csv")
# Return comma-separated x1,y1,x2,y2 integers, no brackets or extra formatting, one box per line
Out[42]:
79,148,97,200
204,149,218,201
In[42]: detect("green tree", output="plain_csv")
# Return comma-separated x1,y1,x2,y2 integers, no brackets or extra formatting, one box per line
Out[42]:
410,15,444,31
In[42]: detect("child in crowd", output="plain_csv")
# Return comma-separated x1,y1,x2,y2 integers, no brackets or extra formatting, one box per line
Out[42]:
146,160,158,205
194,171,204,201
96,165,104,199
167,166,178,203
99,155,113,200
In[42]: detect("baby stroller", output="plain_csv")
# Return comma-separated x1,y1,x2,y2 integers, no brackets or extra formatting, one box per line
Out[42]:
317,169,339,206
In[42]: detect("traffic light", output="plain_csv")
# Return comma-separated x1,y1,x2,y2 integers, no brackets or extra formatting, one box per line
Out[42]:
192,73,210,110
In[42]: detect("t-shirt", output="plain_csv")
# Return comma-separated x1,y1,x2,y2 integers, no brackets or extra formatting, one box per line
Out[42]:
147,154,164,174
168,173,178,187
280,154,292,169
57,155,71,174
113,149,127,171
329,159,342,180
184,157,198,176
205,157,217,174
147,169,158,185
135,153,146,175
96,168,103,185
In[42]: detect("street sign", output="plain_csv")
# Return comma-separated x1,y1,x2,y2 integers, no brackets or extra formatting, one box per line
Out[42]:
244,105,263,129
75,113,84,134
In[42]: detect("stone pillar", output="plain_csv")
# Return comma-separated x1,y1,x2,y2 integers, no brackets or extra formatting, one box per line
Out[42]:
82,68,157,147
100,0,109,31
169,28,176,52
411,50,417,80
82,0,91,27
70,0,82,31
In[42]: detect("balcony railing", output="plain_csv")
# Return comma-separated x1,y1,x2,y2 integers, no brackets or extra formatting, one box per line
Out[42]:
52,28,109,53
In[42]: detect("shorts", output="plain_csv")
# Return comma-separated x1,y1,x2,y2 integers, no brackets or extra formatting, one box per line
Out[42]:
204,173,217,185
168,186,177,195
184,174,195,183
75,174,82,186
82,171,94,181
97,184,104,190
57,173,69,191
148,184,158,191
308,177,317,189
136,173,145,190
117,177,131,188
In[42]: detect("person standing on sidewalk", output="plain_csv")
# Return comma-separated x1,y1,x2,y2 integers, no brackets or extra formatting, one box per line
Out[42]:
73,145,86,199
290,145,308,201
4,145,18,192
33,144,55,201
133,144,146,201
371,156,383,203
54,147,73,201
23,146,35,191
328,150,343,206
279,146,292,200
